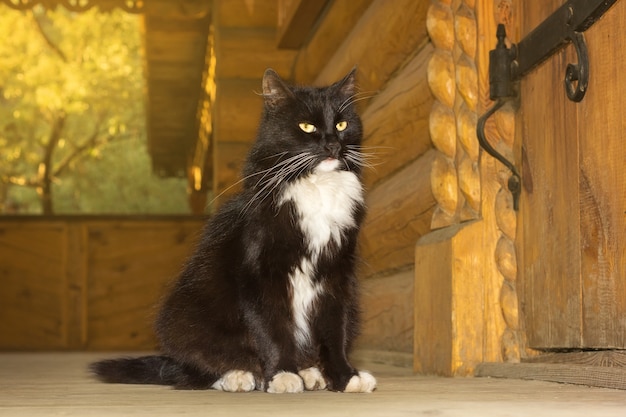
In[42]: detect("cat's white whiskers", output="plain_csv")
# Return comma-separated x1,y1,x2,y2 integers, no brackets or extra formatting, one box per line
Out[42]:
207,152,291,208
252,153,306,189
353,144,397,152
343,147,384,171
249,159,314,213
209,151,300,213
259,153,314,190
241,153,318,215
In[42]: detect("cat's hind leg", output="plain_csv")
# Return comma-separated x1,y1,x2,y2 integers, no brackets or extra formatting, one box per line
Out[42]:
298,367,327,391
212,370,257,392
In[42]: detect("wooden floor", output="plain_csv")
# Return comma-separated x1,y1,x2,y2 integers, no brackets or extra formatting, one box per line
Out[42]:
1,353,626,416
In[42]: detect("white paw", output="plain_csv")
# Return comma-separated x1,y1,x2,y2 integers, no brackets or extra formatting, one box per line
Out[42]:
267,371,304,394
212,370,256,392
343,371,377,393
298,367,327,391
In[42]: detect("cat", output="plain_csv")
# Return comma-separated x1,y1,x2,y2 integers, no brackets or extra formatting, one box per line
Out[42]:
90,68,376,394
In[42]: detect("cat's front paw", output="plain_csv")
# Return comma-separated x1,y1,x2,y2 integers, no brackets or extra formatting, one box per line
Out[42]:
267,371,304,394
212,370,256,392
298,367,327,391
342,371,377,393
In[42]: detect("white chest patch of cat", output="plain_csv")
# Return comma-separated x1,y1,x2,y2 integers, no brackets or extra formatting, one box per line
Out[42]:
280,169,363,257
280,169,363,348
290,258,322,348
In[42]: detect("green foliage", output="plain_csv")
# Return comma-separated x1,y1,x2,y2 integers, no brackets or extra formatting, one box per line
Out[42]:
0,5,189,214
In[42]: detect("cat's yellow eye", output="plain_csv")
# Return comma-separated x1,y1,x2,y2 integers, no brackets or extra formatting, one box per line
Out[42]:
336,121,348,132
298,122,316,133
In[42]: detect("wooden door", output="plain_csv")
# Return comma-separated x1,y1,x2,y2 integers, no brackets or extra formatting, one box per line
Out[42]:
520,0,626,349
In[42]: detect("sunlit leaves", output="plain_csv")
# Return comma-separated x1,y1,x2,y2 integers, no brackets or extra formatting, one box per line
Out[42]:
0,5,188,214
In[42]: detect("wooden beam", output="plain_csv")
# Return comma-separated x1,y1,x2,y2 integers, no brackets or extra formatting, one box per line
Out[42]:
314,0,429,97
215,28,297,79
0,222,67,349
276,0,330,49
64,223,88,349
212,142,251,205
358,270,415,354
360,150,437,278
414,190,508,378
215,0,277,28
476,362,626,391
292,0,373,83
214,79,263,144
523,351,626,367
0,218,205,350
86,220,203,350
414,221,489,376
361,43,434,189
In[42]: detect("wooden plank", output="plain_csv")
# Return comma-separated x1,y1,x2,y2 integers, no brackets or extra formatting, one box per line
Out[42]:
85,220,203,350
360,150,436,278
215,28,297,79
519,0,583,349
475,0,517,364
0,222,67,349
577,0,626,348
214,79,263,143
215,0,278,28
476,362,626,391
361,43,434,189
520,0,626,350
144,31,207,62
358,270,414,354
212,141,251,205
414,221,488,376
314,0,429,98
293,0,373,83
6,352,626,415
64,223,88,349
276,0,329,49
351,349,413,369
523,351,626,367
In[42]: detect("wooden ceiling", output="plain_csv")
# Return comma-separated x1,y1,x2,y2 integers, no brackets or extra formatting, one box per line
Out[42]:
142,3,211,179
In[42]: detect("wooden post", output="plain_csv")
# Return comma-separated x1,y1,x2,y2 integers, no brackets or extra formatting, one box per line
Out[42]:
413,0,520,376
414,221,486,375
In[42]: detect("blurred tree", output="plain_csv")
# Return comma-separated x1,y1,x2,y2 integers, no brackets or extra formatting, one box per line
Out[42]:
0,5,189,214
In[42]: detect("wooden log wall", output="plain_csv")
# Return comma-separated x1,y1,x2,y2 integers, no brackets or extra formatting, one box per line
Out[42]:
210,0,296,204
0,217,204,350
475,0,522,366
414,0,522,376
288,0,434,355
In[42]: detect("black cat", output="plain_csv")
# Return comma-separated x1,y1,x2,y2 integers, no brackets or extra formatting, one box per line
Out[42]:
90,68,376,394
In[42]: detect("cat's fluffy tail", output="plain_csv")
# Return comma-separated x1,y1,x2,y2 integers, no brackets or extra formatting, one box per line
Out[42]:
89,355,216,389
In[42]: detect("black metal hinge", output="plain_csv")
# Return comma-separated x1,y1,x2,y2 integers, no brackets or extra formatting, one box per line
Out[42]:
477,0,619,210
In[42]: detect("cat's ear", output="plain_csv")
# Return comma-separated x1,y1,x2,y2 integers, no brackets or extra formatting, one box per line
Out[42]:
332,66,358,98
262,68,293,107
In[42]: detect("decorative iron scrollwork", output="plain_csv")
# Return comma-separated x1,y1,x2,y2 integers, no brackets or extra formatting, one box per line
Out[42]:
564,31,589,102
477,0,618,211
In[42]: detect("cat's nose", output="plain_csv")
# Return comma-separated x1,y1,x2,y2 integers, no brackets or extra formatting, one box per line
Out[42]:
325,142,341,158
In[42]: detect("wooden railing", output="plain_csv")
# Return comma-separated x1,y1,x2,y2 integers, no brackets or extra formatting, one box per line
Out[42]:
0,216,206,351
